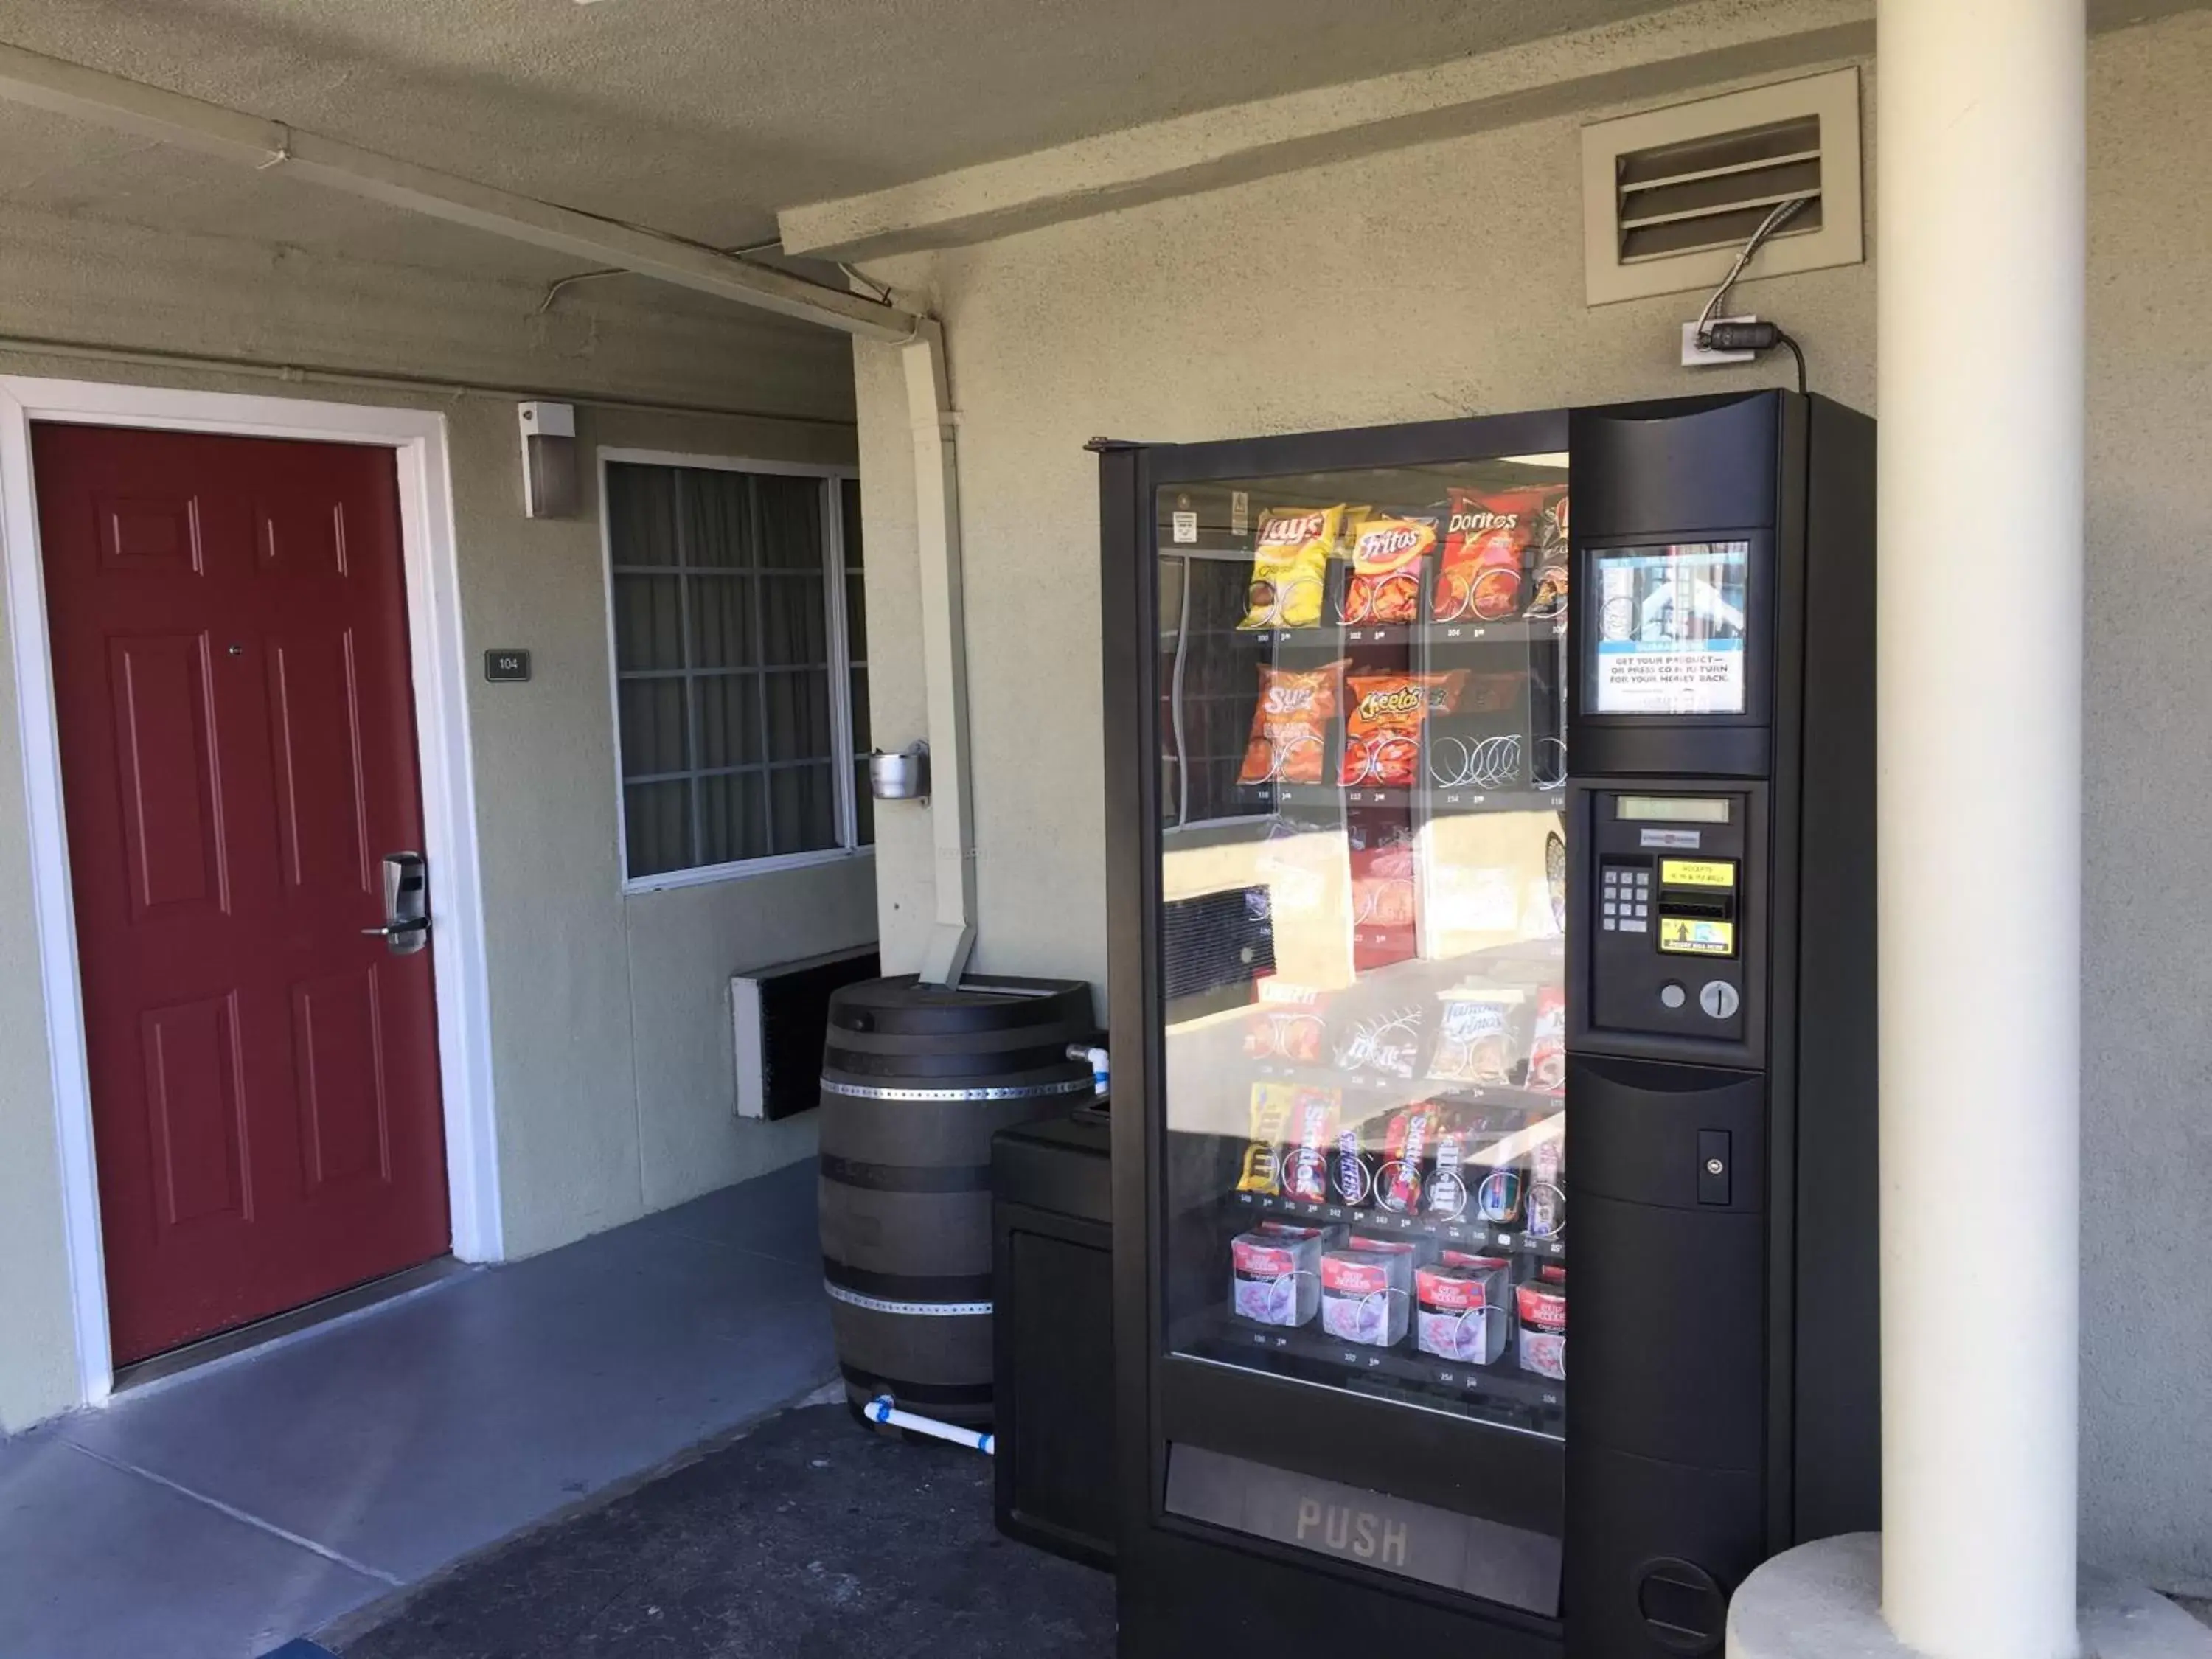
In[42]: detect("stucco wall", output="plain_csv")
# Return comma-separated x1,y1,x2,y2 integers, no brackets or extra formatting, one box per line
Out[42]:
0,216,868,1428
851,15,2212,1596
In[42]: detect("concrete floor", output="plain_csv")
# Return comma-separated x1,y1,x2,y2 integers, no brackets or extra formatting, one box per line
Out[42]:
0,1159,830,1659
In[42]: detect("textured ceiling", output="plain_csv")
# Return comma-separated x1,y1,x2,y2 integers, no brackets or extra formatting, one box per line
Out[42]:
0,0,1677,282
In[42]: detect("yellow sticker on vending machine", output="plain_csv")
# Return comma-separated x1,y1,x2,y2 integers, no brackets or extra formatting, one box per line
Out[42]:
1658,917,1736,956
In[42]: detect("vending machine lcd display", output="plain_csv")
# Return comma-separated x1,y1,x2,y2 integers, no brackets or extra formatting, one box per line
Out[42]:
1587,542,1751,715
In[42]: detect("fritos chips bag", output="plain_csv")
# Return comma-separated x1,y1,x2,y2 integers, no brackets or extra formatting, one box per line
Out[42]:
1339,672,1466,787
1237,660,1346,786
1237,505,1343,630
1338,512,1439,626
1433,487,1554,624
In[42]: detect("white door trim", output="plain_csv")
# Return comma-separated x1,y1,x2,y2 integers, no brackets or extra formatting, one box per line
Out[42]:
0,375,503,1408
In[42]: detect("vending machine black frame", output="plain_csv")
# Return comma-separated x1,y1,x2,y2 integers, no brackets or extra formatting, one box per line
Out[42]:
1095,389,1877,1659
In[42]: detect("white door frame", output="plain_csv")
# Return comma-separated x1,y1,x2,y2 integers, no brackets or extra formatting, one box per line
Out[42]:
0,375,503,1408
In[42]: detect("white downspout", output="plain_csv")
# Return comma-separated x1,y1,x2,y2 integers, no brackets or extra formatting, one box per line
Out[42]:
902,319,978,987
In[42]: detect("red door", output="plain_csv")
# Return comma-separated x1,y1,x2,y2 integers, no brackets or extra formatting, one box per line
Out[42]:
35,422,451,1365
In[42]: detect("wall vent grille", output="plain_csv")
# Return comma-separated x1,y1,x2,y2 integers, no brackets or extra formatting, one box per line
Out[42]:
1583,69,1863,306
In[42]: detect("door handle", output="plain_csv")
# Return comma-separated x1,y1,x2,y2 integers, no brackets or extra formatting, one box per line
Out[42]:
366,852,430,956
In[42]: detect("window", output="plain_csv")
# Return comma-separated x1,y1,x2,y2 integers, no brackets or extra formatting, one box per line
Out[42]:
604,458,871,884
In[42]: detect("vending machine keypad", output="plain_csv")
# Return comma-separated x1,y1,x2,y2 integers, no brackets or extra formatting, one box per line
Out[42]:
1599,862,1651,932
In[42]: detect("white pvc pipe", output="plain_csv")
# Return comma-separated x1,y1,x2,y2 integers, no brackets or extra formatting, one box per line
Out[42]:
865,1395,995,1455
1876,5,2084,1659
904,319,980,987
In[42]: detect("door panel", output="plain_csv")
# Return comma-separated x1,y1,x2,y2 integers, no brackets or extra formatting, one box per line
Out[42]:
291,967,391,1192
35,422,450,1365
140,992,248,1229
109,633,226,921
267,631,372,898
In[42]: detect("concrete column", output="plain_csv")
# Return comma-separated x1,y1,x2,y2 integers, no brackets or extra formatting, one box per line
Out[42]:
1876,4,2085,1659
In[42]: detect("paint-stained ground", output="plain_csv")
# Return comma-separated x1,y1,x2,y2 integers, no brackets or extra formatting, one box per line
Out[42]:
321,1401,1115,1659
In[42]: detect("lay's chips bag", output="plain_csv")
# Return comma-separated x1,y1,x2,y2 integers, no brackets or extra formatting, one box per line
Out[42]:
1237,505,1344,630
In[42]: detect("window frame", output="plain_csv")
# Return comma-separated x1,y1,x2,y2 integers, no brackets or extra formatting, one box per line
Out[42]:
597,447,871,893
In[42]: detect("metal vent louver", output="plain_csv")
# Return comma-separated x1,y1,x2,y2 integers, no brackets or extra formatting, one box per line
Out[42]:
1582,69,1863,305
1616,114,1823,264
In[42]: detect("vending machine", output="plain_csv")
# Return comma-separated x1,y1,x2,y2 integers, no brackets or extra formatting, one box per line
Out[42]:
1093,389,1877,1659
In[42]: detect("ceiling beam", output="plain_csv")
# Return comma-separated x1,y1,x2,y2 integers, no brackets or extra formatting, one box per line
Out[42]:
0,40,922,343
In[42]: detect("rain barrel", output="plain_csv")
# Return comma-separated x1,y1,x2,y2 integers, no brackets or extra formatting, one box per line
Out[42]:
818,974,1098,1429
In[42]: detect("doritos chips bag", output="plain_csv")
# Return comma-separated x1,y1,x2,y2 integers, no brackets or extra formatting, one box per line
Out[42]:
1339,512,1439,626
1238,505,1343,630
1433,487,1554,624
1238,660,1347,786
1339,672,1466,787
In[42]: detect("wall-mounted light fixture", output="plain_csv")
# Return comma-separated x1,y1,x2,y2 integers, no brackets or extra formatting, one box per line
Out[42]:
518,400,579,518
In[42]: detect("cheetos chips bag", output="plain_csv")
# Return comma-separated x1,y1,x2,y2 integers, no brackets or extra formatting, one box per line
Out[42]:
1237,505,1344,630
1238,661,1348,786
1339,672,1466,787
1339,512,1439,626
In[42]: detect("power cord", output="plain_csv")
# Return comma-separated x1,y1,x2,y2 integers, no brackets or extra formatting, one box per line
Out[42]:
1705,321,1807,394
1692,195,1815,394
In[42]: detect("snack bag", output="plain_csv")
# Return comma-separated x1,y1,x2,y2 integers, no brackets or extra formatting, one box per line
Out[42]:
1279,1088,1341,1202
1433,487,1554,623
1237,661,1346,786
1527,986,1566,1093
1430,993,1520,1086
1237,505,1343,630
1331,1004,1423,1080
1374,1105,1436,1214
1339,672,1464,787
1329,1120,1378,1207
1338,513,1439,626
1424,1116,1473,1220
1243,1005,1325,1064
1524,490,1571,619
1348,821,1417,936
1235,1082,1297,1194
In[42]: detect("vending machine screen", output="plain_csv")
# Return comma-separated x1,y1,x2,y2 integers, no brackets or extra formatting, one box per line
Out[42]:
1587,543,1750,716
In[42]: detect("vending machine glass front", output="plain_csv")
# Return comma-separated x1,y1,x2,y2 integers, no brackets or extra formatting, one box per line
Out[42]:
1152,455,1571,1441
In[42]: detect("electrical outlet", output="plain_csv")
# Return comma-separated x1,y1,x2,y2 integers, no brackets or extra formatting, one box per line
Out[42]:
1682,316,1758,367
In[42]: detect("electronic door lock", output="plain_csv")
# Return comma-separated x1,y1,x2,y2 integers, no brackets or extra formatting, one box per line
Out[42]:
365,852,430,956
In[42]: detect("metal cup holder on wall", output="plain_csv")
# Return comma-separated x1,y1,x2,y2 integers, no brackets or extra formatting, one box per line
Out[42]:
869,742,931,803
